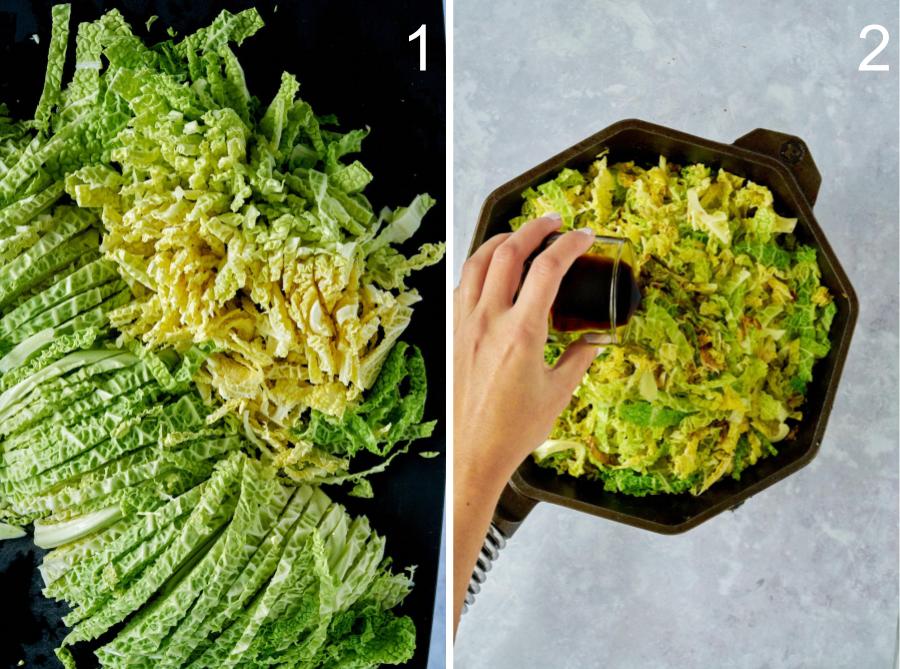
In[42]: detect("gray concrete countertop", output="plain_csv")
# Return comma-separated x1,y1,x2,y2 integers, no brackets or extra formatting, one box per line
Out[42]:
453,1,899,667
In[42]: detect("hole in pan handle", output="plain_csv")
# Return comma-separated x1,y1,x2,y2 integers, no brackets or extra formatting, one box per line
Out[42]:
732,128,822,207
463,482,539,613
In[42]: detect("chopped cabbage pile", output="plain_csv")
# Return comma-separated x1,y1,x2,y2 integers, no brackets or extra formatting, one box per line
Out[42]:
0,5,437,667
0,327,416,667
514,154,835,495
0,235,420,666
61,8,443,468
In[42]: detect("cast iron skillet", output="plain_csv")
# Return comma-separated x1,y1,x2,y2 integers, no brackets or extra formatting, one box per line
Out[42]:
464,119,857,608
0,2,445,667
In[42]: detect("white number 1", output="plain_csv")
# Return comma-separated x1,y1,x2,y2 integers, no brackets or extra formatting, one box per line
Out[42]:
409,24,426,71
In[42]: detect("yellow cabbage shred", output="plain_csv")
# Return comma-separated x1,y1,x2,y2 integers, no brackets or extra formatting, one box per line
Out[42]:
66,96,442,464
513,154,835,496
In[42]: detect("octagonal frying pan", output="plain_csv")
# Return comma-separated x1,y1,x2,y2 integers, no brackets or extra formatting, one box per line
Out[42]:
463,119,857,610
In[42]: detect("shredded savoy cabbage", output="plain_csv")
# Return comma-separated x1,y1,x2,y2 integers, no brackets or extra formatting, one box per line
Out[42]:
0,7,437,667
513,153,835,495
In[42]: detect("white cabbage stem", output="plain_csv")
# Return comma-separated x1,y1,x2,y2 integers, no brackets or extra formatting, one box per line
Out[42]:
34,506,122,549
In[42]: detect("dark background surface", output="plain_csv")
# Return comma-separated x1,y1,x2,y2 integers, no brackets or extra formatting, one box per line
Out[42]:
0,1,446,667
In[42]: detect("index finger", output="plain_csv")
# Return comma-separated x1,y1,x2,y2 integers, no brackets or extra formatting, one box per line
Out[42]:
456,232,511,316
479,214,563,308
514,228,596,317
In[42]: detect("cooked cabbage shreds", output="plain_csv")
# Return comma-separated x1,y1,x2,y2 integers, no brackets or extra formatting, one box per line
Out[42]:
515,155,835,495
58,11,443,459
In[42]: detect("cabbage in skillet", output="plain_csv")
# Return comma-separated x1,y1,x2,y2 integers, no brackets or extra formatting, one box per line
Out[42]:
511,153,835,495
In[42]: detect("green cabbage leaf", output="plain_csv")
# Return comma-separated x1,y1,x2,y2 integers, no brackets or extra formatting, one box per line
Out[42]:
518,155,835,494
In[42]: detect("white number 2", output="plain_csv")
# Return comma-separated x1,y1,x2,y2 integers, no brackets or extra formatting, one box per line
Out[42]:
859,24,890,72
409,24,426,72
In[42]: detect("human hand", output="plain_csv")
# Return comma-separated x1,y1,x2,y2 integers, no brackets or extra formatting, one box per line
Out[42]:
453,214,600,487
452,213,601,629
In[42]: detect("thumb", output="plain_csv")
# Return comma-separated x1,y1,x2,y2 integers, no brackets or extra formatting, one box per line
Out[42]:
552,340,602,393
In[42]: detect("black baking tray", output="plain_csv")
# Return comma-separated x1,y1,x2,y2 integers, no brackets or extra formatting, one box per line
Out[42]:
468,119,857,537
0,1,445,667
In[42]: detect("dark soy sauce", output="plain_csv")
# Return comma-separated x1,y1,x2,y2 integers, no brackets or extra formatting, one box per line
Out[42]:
551,255,641,333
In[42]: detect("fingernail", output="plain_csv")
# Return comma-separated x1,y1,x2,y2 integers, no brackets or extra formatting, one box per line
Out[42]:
574,227,595,236
595,346,607,356
544,212,562,221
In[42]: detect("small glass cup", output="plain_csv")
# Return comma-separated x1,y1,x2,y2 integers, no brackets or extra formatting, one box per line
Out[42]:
532,233,641,345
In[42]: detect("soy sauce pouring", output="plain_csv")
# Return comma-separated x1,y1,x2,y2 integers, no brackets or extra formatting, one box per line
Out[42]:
526,233,642,345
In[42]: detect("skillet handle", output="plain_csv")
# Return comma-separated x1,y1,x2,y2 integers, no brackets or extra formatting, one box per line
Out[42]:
464,481,538,613
492,480,538,539
732,129,822,207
